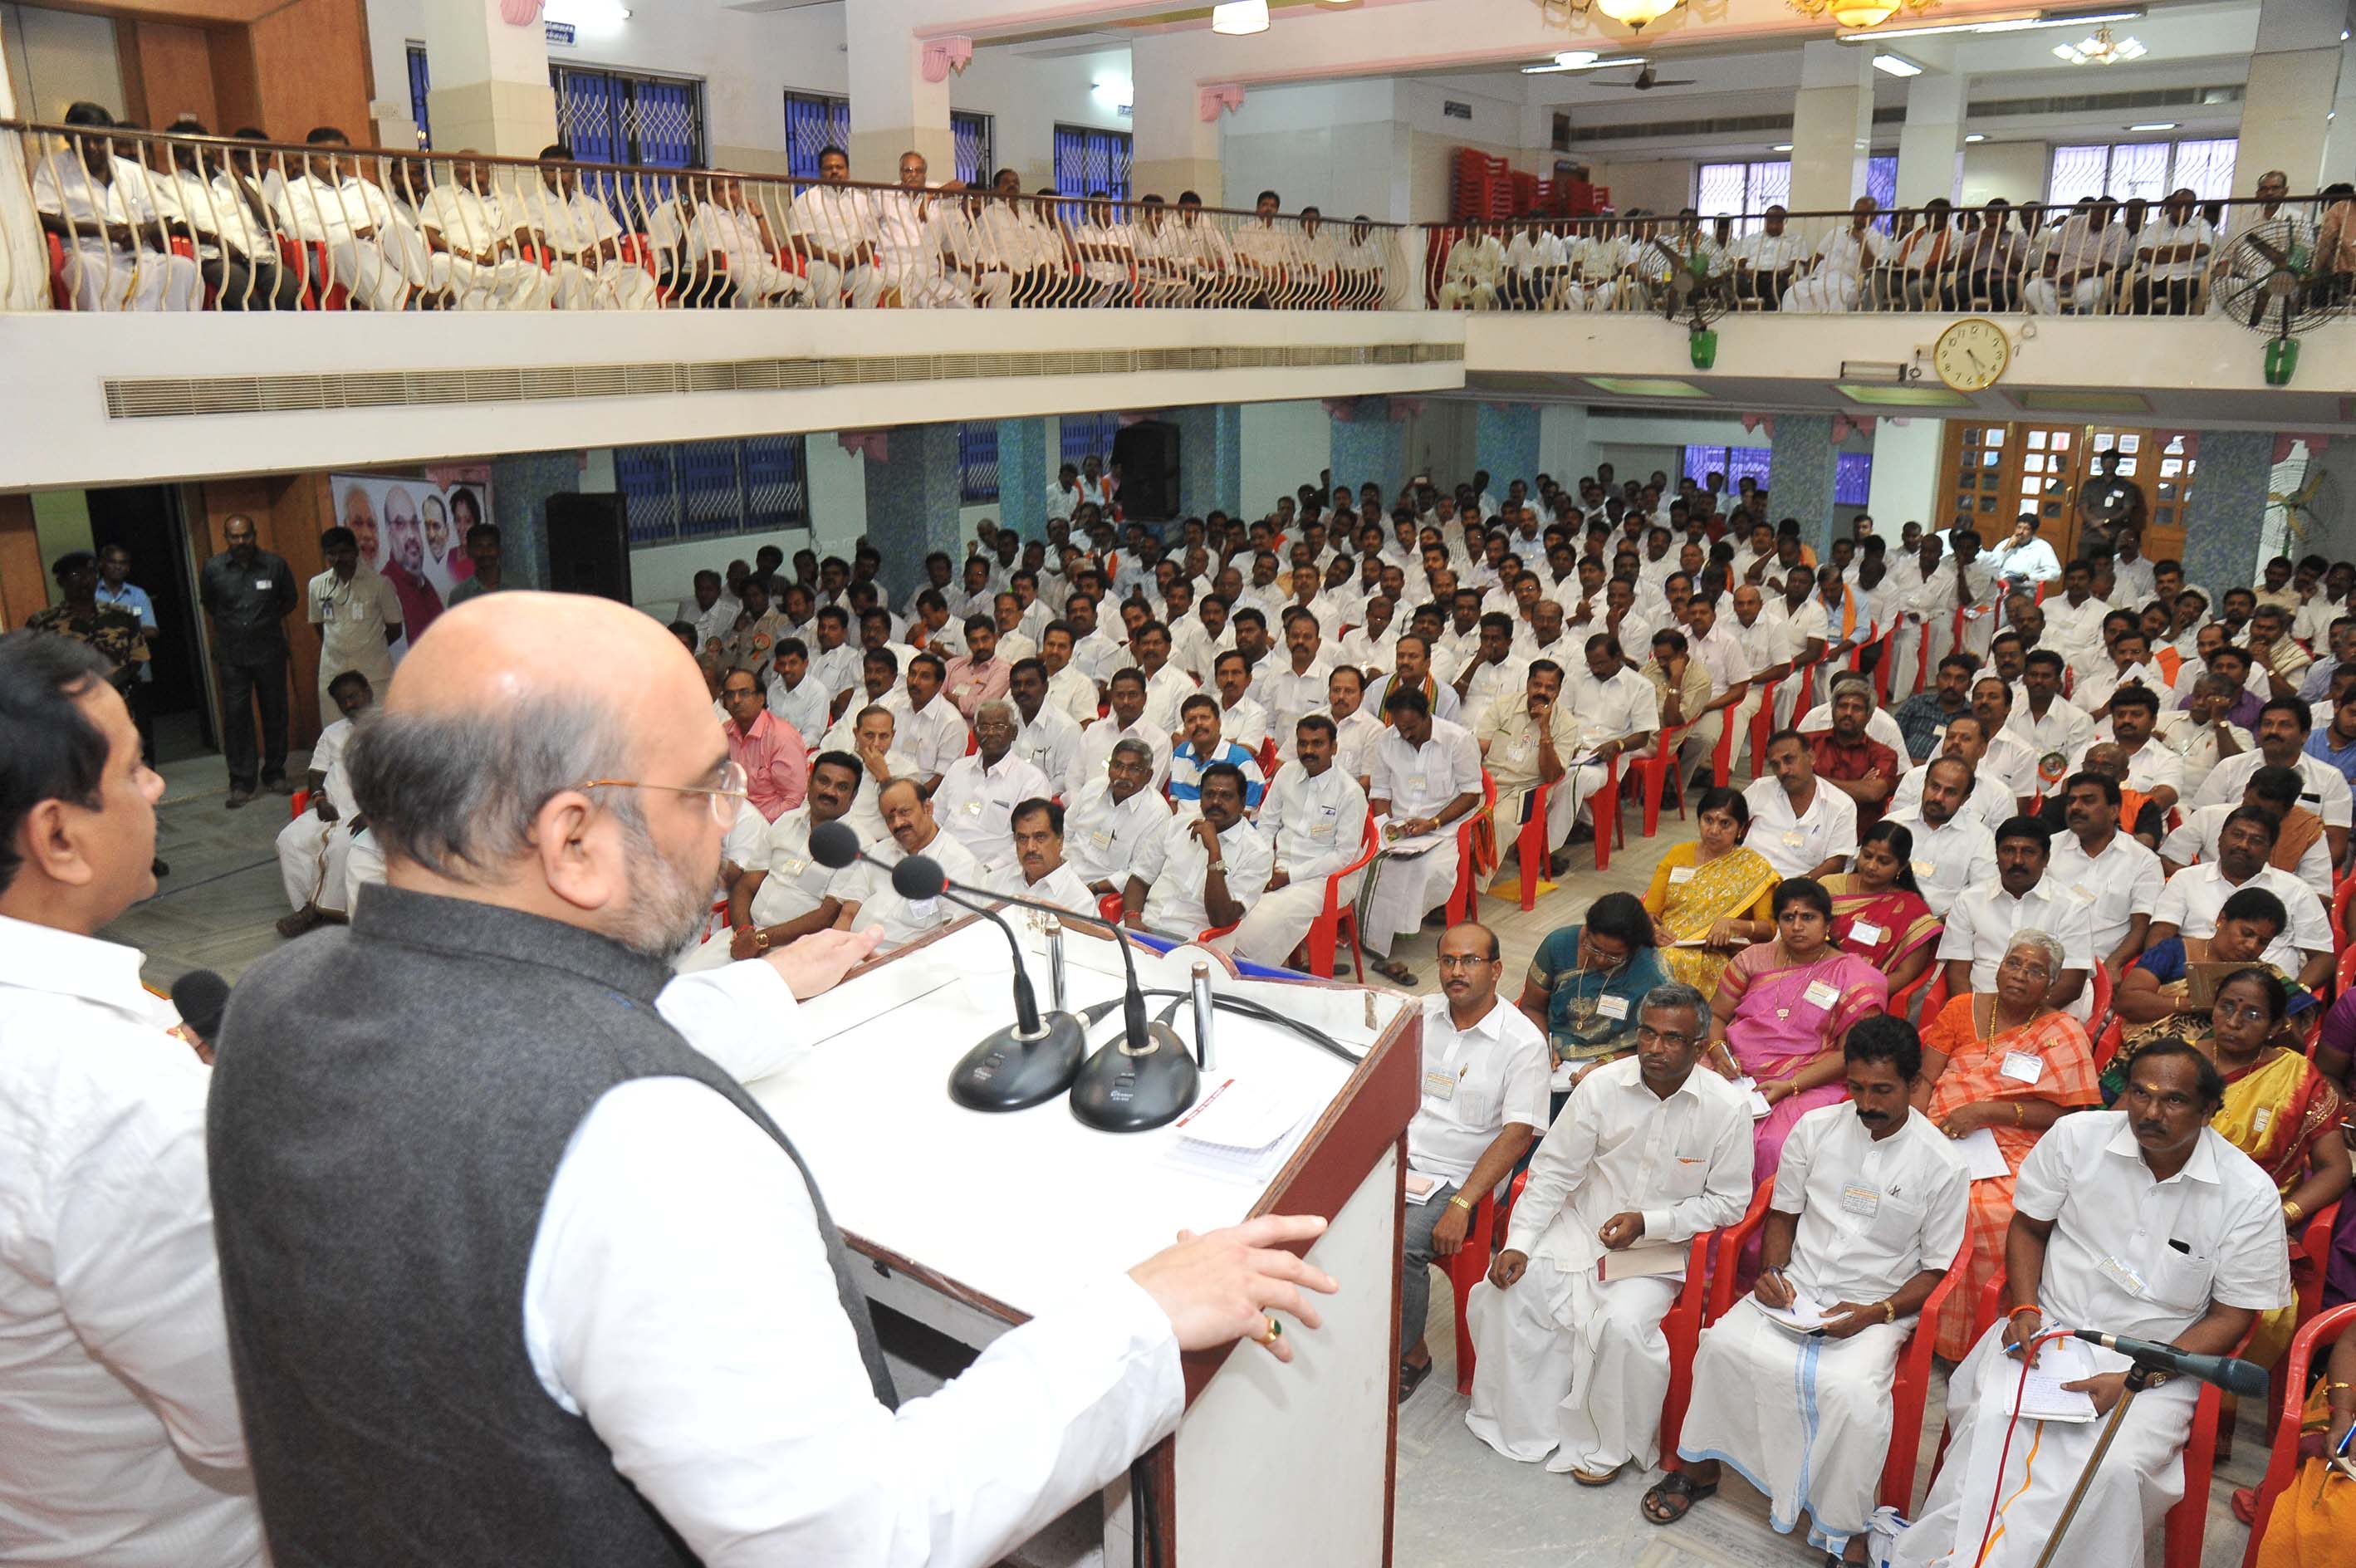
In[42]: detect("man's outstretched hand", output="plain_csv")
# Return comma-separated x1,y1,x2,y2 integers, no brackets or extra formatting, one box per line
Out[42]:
1129,1216,1338,1365
762,926,884,999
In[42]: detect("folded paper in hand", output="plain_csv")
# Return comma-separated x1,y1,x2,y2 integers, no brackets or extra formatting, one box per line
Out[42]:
1952,1126,2012,1182
1596,1242,1687,1281
1760,1289,1836,1335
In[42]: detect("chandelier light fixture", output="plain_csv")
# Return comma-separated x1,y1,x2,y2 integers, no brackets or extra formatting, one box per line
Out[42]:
1786,0,1937,31
1212,0,1271,35
1538,0,1687,34
2053,22,2145,62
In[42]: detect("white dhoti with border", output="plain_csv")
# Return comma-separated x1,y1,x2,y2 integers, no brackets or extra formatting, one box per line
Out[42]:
1892,1321,2195,1568
277,811,360,914
1464,1255,1681,1473
1678,1296,1910,1555
1355,839,1459,958
1221,866,1364,967
344,830,386,912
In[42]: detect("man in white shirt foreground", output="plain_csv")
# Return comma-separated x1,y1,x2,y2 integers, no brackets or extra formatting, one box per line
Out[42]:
1893,1041,2288,1568
1658,1017,1968,1564
1121,763,1272,940
1742,728,1859,880
273,669,375,938
1466,981,1752,1484
0,631,259,1566
680,749,868,972
208,594,1335,1567
1396,923,1550,1403
1363,686,1486,984
1224,713,1369,968
928,701,1051,872
1936,816,2095,1017
833,776,987,952
983,797,1100,923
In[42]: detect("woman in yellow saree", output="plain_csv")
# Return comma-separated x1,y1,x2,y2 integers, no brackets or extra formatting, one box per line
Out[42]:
2251,1324,2356,1568
1641,786,1779,999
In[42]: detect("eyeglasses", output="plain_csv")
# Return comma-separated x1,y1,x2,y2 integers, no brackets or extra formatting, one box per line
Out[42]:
2212,1001,2271,1025
1996,953,2051,977
579,760,749,826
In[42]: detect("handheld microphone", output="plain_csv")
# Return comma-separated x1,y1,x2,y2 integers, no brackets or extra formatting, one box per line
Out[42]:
884,855,1088,1112
169,968,230,1045
874,839,1198,1133
2070,1329,2272,1399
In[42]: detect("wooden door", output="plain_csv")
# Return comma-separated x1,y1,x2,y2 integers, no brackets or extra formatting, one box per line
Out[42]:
1937,421,2088,547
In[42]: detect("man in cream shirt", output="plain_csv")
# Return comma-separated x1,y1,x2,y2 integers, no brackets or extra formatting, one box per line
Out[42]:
1225,714,1369,968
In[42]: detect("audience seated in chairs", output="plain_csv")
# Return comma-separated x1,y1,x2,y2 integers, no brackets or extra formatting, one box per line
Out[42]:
1119,763,1269,941
272,671,374,938
1224,713,1369,969
32,101,202,312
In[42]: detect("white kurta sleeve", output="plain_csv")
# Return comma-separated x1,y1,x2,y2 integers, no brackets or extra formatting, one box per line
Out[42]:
527,1079,1184,1568
656,957,803,1084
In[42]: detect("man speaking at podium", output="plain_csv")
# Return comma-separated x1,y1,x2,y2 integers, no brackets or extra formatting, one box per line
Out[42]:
208,593,1337,1568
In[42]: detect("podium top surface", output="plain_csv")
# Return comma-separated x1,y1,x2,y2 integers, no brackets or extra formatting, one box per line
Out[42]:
745,916,1418,1325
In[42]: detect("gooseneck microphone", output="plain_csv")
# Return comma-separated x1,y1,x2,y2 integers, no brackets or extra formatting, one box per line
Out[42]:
811,820,1198,1131
2069,1329,2271,1398
882,855,1088,1111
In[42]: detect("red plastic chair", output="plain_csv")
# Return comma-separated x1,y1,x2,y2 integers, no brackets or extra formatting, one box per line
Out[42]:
1255,735,1280,778
1746,674,1786,779
1632,723,1688,840
1506,780,1553,915
1589,754,1627,872
2239,1301,2356,1568
2334,875,2355,957
1708,702,1739,789
1872,627,1898,707
1304,814,1379,981
1442,1189,1496,1395
46,233,71,310
1886,929,1945,1020
1443,771,1500,928
288,788,311,819
2269,1201,2343,1428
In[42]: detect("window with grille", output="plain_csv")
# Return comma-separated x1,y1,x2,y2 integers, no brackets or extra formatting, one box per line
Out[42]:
1834,452,1874,507
1052,125,1132,201
1694,161,1790,235
1060,414,1122,471
1864,154,1898,231
958,423,1000,505
952,110,994,189
617,438,810,546
784,91,852,182
551,65,703,224
1681,445,1774,492
2047,138,2238,206
406,44,432,150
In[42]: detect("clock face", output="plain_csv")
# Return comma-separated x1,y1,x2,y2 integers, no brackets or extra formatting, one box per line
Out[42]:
1933,319,2011,392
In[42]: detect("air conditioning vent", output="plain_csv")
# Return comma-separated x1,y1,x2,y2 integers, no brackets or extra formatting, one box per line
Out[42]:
100,340,1464,421
1967,83,2245,120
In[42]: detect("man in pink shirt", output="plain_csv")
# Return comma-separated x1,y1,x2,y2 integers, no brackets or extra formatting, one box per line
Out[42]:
720,668,808,821
942,616,1011,723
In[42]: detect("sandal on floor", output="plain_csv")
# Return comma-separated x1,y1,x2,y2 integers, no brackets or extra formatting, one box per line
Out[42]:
1570,1461,1627,1487
1372,958,1418,986
1396,1359,1432,1404
1639,1471,1715,1521
2231,1486,2259,1526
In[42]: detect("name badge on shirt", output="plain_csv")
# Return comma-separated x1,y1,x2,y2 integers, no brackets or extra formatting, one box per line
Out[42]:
2069,883,2094,901
2097,1255,2148,1296
1090,828,1114,849
1849,919,1885,947
963,798,985,816
1424,1071,1457,1102
1802,979,1841,1011
1781,830,1805,849
1930,723,1947,741
1839,1183,1881,1218
1598,994,1629,1020
1668,865,1697,884
253,577,273,590
908,897,939,921
778,856,806,878
1405,773,1428,795
2000,1050,2044,1085
1309,821,1337,840
1913,859,1937,878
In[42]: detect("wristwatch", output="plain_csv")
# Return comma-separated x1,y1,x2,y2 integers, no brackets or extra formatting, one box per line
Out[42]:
1207,859,1227,874
1881,1300,1898,1325
1447,1194,1473,1212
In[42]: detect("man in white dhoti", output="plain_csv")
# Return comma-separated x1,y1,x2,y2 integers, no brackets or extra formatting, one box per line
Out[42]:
1360,686,1483,986
519,147,659,311
1655,1017,1969,1562
416,155,553,311
872,150,973,308
1893,1039,2290,1568
1395,923,1550,1402
33,103,201,313
1559,633,1658,853
1474,656,1580,881
1783,197,1886,315
1438,222,1506,311
788,146,884,309
1466,982,1753,1483
264,126,430,311
1223,713,1368,968
273,670,375,937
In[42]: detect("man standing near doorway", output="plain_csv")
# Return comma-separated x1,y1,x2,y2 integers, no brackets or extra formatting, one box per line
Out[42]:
198,513,297,808
96,543,158,764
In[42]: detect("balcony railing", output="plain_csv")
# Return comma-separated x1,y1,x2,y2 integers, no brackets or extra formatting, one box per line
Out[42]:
1,120,1409,314
4,115,2348,330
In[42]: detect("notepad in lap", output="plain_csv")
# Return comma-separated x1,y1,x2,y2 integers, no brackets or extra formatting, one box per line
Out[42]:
1760,1291,1836,1334
1596,1242,1687,1281
1981,1334,2100,1423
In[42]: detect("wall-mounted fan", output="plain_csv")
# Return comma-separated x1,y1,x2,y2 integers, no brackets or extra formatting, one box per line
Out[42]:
2212,220,2347,386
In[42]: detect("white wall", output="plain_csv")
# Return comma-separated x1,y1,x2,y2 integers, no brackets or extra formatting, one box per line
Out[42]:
1960,141,2049,207
1241,400,1333,519
3,2,121,123
1221,81,1410,222
955,44,1132,192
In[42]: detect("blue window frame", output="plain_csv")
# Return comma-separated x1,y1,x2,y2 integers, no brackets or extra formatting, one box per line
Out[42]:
1682,444,1773,492
785,91,852,182
1835,451,1874,508
551,65,703,225
1052,125,1131,202
1866,154,1898,233
952,110,993,189
405,44,431,150
618,439,810,546
1060,414,1121,471
958,423,1001,505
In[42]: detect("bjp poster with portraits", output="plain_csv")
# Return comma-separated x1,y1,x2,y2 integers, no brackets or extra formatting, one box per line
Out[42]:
329,473,495,649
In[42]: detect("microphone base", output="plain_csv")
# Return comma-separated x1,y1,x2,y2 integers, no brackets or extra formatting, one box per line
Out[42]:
1070,1023,1200,1133
948,1012,1089,1112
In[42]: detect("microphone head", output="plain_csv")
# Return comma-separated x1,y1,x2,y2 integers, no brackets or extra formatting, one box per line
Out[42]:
807,818,861,870
169,968,231,1041
892,854,948,901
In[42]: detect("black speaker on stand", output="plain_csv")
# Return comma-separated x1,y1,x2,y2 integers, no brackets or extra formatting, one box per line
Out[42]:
1109,420,1182,522
543,492,633,604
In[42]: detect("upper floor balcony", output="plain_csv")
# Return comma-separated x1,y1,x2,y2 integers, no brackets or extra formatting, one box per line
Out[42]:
7,115,2356,491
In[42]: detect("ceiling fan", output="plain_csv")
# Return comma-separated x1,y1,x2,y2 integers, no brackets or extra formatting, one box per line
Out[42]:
1585,64,1696,89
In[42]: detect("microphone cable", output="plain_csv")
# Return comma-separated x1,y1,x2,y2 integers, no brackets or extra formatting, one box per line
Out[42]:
1972,1324,2080,1568
1075,988,1364,1066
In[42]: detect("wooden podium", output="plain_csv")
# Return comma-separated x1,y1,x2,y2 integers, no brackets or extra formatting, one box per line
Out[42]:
746,914,1422,1567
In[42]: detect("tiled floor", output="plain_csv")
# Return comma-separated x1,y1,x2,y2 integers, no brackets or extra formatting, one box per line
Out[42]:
111,746,2276,1567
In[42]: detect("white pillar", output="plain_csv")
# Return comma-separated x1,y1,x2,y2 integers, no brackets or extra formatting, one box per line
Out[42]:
420,0,558,158
1893,60,1966,208
845,3,951,184
1866,417,1946,529
0,18,47,311
2317,37,2356,177
1787,41,1874,217
1132,35,1223,204
2238,0,2345,194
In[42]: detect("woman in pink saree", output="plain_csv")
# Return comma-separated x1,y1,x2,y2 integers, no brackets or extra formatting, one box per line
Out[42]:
1707,876,1888,1199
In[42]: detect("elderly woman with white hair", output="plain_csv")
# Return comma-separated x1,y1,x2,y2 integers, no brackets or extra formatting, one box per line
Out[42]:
1913,927,2104,1359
